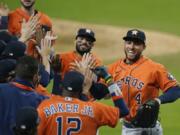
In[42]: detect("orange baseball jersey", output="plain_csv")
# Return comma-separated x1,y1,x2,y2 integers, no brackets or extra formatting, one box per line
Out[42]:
59,51,102,79
38,95,119,135
8,8,52,57
108,56,178,121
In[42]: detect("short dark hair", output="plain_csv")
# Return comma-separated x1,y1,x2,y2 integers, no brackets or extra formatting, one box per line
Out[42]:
15,56,39,81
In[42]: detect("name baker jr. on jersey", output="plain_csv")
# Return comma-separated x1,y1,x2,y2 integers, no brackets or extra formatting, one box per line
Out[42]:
43,97,94,118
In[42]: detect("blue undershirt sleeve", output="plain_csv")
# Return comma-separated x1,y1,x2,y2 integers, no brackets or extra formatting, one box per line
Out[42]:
159,86,180,104
52,72,62,95
113,98,129,118
39,64,50,87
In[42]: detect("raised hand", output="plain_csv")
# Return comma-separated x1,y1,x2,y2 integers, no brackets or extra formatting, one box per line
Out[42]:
36,31,53,58
82,67,94,96
70,53,96,74
34,25,46,46
19,14,40,42
36,31,55,73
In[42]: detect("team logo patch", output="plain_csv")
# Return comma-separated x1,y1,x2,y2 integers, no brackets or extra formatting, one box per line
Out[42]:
67,86,72,91
167,73,175,80
65,97,72,101
20,125,26,130
132,30,138,35
86,29,91,34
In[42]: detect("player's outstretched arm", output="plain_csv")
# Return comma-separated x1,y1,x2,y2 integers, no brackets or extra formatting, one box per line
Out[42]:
93,66,129,118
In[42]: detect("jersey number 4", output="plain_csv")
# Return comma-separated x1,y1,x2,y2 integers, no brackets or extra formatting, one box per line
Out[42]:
135,93,141,105
56,117,81,135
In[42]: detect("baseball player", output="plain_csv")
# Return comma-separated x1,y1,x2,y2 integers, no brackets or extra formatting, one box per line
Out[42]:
107,29,180,135
38,71,129,135
0,56,47,135
57,28,101,78
52,28,102,95
0,38,51,95
8,0,52,58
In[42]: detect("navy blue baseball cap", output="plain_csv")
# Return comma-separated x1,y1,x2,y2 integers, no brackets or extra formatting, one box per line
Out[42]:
1,41,26,59
123,29,146,44
62,71,84,93
15,107,39,131
76,28,96,42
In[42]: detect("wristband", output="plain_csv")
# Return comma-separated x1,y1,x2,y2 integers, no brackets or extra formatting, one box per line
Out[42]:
105,77,112,84
154,98,161,105
108,83,122,96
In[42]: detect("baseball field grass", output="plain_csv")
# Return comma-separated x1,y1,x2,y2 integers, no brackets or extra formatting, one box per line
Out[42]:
5,0,180,134
5,0,180,36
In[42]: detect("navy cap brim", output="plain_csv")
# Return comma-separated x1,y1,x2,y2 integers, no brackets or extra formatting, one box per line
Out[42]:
76,34,96,42
123,36,145,44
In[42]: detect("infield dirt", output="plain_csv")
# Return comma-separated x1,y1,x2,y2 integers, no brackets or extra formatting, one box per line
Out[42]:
52,19,180,63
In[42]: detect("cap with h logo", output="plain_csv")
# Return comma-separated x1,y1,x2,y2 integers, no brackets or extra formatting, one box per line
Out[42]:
76,28,96,42
123,29,146,44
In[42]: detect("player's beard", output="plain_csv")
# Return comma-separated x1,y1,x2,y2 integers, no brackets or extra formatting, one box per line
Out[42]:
125,50,142,64
75,43,92,56
21,0,35,10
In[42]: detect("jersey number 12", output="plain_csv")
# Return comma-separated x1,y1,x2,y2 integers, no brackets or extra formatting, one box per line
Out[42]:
56,116,81,135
